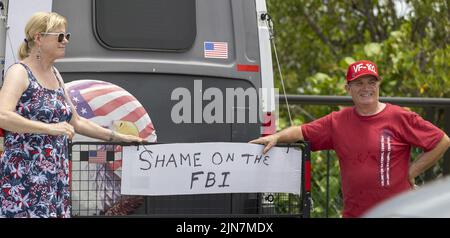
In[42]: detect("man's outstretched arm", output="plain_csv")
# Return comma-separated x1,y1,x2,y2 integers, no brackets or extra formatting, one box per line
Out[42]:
249,126,304,154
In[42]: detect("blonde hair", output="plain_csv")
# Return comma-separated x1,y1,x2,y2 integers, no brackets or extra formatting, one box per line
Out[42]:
18,12,67,60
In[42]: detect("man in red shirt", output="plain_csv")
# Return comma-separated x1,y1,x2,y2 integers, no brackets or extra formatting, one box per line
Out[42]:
250,60,450,217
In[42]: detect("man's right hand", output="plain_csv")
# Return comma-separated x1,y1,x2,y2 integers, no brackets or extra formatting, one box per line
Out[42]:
47,122,75,139
249,134,279,154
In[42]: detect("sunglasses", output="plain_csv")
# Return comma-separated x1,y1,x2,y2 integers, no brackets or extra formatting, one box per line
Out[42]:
40,32,71,42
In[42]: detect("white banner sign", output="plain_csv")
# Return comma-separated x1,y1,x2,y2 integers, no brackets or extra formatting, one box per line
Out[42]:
121,142,302,196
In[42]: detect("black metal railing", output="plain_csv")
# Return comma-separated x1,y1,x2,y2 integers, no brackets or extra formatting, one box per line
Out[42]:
279,94,450,217
68,141,311,218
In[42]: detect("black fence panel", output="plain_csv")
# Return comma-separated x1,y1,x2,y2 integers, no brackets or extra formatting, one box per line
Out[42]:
68,141,310,218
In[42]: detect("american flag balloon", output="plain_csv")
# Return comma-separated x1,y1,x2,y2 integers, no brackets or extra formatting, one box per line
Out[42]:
66,79,157,216
66,80,157,141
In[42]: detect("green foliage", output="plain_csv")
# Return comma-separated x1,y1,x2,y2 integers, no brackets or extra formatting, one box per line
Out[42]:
309,150,343,218
273,193,301,214
268,0,449,218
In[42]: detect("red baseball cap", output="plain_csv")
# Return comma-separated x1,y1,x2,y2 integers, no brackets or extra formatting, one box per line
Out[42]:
346,60,381,82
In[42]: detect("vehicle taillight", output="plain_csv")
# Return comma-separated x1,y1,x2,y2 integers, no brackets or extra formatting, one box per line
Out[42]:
261,112,276,137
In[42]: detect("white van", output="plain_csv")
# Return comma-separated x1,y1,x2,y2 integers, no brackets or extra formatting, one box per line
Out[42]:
1,0,283,216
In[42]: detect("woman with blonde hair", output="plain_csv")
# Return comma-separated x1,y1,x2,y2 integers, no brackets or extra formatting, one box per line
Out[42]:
0,12,143,218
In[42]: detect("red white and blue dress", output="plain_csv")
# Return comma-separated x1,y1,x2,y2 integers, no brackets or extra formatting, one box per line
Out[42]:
0,63,73,218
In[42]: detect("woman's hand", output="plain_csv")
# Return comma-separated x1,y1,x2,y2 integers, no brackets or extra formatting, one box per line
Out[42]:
249,134,279,154
47,122,75,139
113,132,144,143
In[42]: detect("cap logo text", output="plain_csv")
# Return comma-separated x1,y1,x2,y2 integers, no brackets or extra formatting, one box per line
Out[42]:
352,63,377,74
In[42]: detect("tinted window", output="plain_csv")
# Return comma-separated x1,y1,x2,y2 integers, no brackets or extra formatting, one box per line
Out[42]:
94,0,196,51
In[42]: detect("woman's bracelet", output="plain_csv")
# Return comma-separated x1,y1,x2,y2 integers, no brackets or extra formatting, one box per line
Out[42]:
108,130,116,142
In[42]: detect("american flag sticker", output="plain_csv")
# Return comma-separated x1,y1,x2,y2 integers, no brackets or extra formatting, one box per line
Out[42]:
204,41,228,59
88,150,106,164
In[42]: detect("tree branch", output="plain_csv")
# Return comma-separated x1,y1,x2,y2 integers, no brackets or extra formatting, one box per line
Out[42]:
299,6,338,57
362,0,379,42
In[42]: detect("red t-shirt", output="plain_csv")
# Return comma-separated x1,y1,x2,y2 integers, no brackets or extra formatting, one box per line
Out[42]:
301,103,444,218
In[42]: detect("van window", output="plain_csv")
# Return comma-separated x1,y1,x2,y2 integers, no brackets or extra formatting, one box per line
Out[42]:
94,0,196,51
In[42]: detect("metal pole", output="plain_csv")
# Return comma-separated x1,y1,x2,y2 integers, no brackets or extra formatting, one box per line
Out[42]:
326,150,330,218
279,95,450,107
423,107,436,182
443,108,450,175
301,141,311,218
